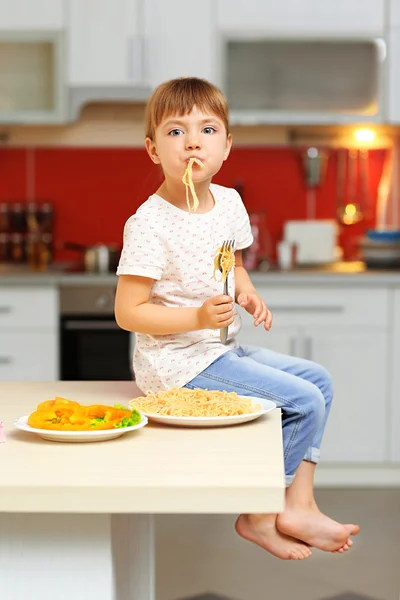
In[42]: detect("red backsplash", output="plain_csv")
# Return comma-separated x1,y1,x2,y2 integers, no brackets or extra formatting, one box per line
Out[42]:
0,147,387,262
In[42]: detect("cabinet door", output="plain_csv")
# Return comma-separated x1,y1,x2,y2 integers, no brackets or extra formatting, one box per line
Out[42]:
148,0,215,87
390,290,400,462
68,0,146,86
237,306,298,355
0,0,64,30
306,328,388,463
389,0,400,27
217,0,384,35
388,29,400,124
0,332,58,381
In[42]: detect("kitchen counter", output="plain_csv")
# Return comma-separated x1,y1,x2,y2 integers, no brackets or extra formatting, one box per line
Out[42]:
1,261,400,286
0,381,284,600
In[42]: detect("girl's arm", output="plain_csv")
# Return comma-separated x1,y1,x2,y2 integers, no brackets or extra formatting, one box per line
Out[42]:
115,275,233,335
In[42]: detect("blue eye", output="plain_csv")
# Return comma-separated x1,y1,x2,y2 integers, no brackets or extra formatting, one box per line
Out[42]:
169,129,182,136
203,127,216,134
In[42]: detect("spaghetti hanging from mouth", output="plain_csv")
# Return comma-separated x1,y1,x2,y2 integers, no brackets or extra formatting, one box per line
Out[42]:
182,157,204,212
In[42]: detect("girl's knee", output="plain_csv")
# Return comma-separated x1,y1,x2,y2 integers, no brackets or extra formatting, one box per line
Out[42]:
308,361,334,403
304,385,326,429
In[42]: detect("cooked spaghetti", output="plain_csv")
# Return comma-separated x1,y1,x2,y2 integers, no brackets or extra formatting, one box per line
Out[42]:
129,387,261,417
182,157,204,212
213,243,235,282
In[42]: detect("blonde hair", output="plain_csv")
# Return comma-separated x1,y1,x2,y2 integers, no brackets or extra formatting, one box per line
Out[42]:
145,77,229,140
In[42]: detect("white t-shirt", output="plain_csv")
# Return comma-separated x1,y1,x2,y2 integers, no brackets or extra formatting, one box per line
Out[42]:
116,183,253,393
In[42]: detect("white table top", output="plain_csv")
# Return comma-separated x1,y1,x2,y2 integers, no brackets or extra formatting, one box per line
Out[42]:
0,381,285,514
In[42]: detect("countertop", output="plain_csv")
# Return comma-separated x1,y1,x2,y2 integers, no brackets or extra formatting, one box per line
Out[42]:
1,262,400,286
0,381,285,514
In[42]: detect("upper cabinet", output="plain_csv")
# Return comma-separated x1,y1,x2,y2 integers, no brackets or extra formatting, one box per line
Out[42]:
0,0,66,123
216,0,387,124
387,1,400,123
147,0,215,88
217,0,385,35
67,0,149,86
389,0,400,27
0,0,64,31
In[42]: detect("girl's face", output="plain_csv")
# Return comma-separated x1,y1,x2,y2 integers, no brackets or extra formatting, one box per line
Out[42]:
145,106,232,184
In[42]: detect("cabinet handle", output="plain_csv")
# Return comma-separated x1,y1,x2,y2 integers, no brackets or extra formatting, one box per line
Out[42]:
304,337,313,360
64,320,121,331
289,337,296,356
271,306,344,313
127,34,143,82
0,356,12,365
0,306,12,314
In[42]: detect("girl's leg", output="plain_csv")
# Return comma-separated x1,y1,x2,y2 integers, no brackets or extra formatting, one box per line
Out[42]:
241,345,333,464
185,350,326,560
236,346,359,551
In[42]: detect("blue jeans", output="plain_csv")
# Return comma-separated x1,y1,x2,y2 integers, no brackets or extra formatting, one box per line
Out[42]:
184,345,333,486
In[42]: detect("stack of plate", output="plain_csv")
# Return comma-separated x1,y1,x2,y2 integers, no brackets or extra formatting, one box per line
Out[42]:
360,230,400,269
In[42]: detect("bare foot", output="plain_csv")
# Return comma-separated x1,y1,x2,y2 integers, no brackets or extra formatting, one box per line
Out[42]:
276,508,359,553
235,514,312,560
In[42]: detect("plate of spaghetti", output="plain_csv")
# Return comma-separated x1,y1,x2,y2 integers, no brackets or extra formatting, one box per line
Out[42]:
129,388,276,427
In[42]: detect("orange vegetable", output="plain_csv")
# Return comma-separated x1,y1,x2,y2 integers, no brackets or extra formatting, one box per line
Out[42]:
27,398,134,431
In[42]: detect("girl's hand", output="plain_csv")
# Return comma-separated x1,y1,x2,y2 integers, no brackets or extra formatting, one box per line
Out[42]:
237,292,273,331
197,295,234,330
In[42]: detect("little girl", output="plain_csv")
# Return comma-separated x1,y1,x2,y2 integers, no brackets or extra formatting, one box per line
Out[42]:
115,77,359,560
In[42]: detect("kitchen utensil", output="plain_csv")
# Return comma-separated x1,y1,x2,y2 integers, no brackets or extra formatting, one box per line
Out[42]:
60,242,121,273
359,149,371,219
218,239,235,345
301,147,328,220
337,149,363,225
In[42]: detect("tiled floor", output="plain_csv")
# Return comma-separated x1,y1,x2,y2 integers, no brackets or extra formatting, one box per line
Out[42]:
156,490,400,600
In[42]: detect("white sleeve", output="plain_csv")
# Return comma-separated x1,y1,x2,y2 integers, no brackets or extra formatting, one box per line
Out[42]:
116,214,166,279
234,191,254,251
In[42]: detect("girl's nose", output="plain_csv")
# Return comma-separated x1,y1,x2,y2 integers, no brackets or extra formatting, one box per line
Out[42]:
186,138,201,150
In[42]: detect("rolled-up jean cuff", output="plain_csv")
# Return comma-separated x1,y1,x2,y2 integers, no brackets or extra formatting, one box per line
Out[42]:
285,474,295,487
304,447,320,463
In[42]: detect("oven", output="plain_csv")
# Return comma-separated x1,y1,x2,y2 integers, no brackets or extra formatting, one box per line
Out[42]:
60,285,134,381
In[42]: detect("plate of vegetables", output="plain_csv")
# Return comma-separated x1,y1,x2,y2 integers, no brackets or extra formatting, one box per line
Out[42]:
14,397,147,443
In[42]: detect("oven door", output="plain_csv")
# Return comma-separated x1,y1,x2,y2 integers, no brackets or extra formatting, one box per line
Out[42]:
61,315,134,381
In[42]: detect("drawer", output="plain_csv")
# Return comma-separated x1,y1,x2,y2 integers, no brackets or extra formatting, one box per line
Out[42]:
0,287,58,330
252,286,389,328
0,332,58,381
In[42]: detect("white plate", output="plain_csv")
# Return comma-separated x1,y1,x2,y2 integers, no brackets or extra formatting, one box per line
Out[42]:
13,415,148,443
136,397,276,428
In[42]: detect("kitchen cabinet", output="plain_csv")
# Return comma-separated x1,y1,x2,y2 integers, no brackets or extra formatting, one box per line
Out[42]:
389,0,400,27
67,0,150,86
217,0,385,35
148,0,215,87
0,287,58,381
0,0,64,31
390,289,400,462
387,28,400,123
237,285,390,463
0,333,57,381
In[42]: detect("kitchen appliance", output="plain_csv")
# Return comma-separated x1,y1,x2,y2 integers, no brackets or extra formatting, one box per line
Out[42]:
283,220,338,265
60,242,121,273
60,285,134,381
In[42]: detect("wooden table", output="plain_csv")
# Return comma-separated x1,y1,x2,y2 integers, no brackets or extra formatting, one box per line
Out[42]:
0,381,284,600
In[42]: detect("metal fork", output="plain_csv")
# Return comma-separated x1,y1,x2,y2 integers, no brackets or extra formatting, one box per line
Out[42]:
218,239,235,344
